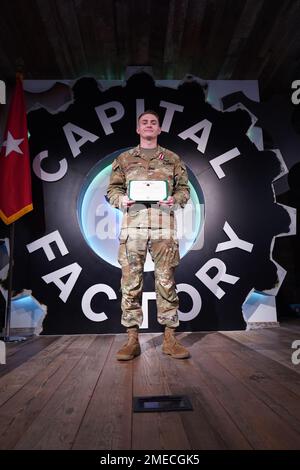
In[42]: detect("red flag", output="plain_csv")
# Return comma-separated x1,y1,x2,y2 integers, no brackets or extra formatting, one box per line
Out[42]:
0,77,33,224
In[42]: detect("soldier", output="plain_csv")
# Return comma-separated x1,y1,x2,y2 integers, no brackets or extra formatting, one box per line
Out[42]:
107,110,190,360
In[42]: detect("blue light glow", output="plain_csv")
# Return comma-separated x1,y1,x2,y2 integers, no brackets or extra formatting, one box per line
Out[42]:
77,150,204,270
12,294,41,313
245,290,272,306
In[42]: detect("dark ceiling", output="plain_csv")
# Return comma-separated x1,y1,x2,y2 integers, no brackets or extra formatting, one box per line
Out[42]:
1,0,300,99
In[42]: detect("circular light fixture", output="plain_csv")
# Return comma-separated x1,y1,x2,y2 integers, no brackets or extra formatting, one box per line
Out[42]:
78,150,204,271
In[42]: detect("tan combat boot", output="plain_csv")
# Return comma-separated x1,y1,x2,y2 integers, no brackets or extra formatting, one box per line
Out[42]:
162,327,190,359
116,327,141,361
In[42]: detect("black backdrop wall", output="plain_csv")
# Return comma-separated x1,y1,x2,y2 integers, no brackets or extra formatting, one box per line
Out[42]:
0,74,296,334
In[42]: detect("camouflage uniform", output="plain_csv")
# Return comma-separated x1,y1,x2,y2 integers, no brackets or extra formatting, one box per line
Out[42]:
107,144,190,328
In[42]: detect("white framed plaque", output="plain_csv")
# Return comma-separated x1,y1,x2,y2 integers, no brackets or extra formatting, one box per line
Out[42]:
128,180,168,202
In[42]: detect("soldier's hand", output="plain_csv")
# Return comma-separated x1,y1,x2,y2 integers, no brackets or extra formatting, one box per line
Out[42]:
121,195,136,208
158,196,175,208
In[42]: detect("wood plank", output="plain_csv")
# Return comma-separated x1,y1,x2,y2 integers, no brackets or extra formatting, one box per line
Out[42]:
259,1,300,90
257,348,300,374
181,331,247,352
222,330,300,374
192,350,300,449
232,0,285,78
72,335,132,450
131,333,191,450
164,0,189,74
152,333,251,450
5,336,37,358
203,0,245,78
0,335,96,449
0,328,299,451
218,0,265,78
0,336,58,379
14,335,113,450
280,323,300,334
219,332,300,398
56,0,88,74
210,349,300,437
253,326,300,346
221,329,284,349
148,0,173,76
0,336,74,406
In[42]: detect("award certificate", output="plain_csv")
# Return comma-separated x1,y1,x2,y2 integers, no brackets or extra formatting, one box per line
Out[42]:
128,180,168,202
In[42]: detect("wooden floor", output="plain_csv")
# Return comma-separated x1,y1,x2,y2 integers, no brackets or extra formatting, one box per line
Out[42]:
1,321,300,450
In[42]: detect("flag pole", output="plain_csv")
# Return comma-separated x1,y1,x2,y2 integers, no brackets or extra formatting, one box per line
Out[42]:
3,222,16,340
1,69,28,342
2,212,26,343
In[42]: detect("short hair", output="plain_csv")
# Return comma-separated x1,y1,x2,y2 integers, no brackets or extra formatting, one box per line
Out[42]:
137,110,160,125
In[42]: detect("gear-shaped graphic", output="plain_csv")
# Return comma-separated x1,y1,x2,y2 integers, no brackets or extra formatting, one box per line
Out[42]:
3,73,295,334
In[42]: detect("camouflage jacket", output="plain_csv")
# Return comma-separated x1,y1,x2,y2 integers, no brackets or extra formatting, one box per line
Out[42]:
107,145,190,229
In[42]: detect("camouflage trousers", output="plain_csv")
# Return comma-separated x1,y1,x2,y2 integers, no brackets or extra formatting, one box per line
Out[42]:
118,227,180,328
